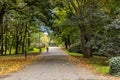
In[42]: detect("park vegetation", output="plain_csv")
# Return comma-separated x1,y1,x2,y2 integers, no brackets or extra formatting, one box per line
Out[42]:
0,0,120,76
51,0,120,76
0,0,50,57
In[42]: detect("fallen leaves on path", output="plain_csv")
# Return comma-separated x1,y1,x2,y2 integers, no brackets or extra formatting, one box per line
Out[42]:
0,55,36,76
67,55,120,80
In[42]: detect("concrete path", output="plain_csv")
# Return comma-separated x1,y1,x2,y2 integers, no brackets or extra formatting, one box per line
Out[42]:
0,47,108,80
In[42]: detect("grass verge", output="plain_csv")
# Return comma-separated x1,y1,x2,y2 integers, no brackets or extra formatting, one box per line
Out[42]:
64,50,120,80
64,49,109,75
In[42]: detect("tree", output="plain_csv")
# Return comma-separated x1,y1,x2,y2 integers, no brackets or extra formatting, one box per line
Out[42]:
52,0,99,58
0,0,55,57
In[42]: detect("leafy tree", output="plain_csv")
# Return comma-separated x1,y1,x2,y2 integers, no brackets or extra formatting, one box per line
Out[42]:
0,0,54,57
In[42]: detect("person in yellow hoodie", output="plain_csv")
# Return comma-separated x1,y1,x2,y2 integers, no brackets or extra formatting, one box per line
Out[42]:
46,45,49,52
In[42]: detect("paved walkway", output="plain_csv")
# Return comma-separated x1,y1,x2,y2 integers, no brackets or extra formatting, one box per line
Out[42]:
0,47,108,80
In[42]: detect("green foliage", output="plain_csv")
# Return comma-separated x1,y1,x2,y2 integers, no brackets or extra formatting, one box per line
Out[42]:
109,57,120,76
96,66,109,75
28,46,34,51
68,42,82,53
91,8,120,57
0,0,53,56
66,49,109,74
65,49,82,57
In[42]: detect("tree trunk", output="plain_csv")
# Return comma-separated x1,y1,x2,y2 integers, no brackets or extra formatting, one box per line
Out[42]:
64,40,68,49
0,4,6,55
5,31,8,55
28,32,31,47
0,4,6,43
9,34,15,55
1,37,4,55
88,0,94,57
22,24,28,58
79,25,91,58
67,35,71,48
22,42,24,54
15,31,19,54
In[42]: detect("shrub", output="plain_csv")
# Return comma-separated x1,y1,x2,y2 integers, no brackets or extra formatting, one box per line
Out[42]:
109,57,120,76
68,43,82,53
29,46,34,51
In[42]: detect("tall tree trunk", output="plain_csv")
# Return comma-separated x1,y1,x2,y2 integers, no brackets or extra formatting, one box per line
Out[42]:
22,42,25,54
19,33,23,54
67,35,71,48
0,4,6,55
15,30,19,54
1,37,4,55
64,40,68,49
70,0,92,58
22,24,28,58
79,25,91,58
9,41,13,55
28,32,31,47
0,4,6,43
5,31,8,55
9,34,15,55
88,0,94,57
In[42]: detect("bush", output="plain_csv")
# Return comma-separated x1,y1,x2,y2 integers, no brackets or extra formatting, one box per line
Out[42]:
29,46,34,51
68,43,82,53
109,57,120,76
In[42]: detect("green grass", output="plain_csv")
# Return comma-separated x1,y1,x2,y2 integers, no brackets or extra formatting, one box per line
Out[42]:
3,49,16,55
96,66,109,74
64,49,82,57
89,56,109,74
28,48,40,53
65,49,109,75
41,47,46,52
2,47,46,55
67,52,82,56
28,47,46,54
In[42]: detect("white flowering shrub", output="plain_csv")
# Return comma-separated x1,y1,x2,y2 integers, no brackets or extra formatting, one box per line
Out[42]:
109,57,120,76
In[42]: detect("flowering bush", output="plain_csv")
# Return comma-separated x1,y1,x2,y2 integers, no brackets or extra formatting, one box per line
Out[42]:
109,57,120,76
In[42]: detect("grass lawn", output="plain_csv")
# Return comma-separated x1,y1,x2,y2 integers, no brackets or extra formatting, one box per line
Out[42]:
2,47,45,55
64,49,109,75
87,56,109,75
65,50,120,80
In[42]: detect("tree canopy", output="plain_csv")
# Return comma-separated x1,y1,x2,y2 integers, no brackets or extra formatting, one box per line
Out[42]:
0,0,120,58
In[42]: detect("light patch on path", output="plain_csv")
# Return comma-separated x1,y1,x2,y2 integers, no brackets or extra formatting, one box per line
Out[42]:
0,47,108,80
